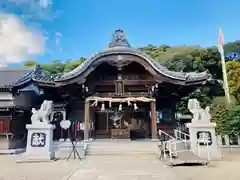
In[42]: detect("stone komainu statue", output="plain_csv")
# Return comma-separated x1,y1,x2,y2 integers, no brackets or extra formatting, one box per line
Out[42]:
31,100,53,124
187,99,211,124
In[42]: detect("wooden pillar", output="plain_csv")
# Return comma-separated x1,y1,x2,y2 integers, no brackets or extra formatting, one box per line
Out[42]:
151,100,157,139
84,100,90,140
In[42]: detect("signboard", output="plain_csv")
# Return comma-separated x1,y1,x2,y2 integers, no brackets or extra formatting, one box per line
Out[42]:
31,133,46,147
197,131,212,146
60,120,71,130
225,52,240,61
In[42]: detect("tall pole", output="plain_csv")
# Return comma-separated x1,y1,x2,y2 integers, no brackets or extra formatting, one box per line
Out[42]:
218,28,231,107
220,52,231,107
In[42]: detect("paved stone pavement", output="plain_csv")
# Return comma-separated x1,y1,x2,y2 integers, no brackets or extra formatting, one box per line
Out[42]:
68,155,179,180
172,149,240,180
1,150,240,180
0,154,179,180
0,155,81,180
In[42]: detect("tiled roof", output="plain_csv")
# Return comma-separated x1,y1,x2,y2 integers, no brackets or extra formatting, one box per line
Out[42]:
0,67,34,89
56,46,210,84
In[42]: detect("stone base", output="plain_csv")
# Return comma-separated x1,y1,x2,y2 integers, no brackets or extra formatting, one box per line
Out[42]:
19,123,56,162
186,122,222,160
16,152,57,163
196,149,222,160
186,122,217,128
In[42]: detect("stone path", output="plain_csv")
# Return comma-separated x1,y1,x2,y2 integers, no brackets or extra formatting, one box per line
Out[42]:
68,155,178,180
1,149,240,180
0,155,81,180
0,154,179,180
172,149,240,180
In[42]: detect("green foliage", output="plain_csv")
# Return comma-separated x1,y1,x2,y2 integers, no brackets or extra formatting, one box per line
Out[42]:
211,97,240,135
24,60,38,67
210,97,229,135
24,58,86,74
176,88,212,114
223,41,240,54
226,61,240,104
224,105,240,135
64,57,86,72
40,60,66,74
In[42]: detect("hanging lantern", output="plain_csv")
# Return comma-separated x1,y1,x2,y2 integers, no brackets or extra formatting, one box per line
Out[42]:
109,101,112,108
133,103,138,110
151,86,154,92
101,103,105,111
119,103,122,111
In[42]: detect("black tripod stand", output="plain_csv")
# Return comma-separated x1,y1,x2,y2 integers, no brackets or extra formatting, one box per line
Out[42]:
66,129,81,161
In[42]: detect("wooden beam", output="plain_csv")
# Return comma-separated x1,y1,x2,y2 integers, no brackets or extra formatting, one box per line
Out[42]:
151,100,157,139
84,100,90,140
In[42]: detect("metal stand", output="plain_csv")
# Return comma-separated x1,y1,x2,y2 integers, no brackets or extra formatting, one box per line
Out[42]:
66,130,81,161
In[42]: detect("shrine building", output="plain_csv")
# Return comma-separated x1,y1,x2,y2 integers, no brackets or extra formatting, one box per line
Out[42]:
0,30,211,149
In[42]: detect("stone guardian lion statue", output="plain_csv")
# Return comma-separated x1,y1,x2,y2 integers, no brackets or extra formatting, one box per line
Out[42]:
31,100,53,124
187,99,211,124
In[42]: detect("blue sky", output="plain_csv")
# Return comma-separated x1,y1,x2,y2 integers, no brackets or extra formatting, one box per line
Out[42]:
4,0,240,64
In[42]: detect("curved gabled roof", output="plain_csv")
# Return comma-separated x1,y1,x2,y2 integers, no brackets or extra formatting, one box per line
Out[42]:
54,29,211,85
56,46,210,83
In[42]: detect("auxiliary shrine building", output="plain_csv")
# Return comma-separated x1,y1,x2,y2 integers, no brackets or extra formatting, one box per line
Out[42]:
0,30,211,149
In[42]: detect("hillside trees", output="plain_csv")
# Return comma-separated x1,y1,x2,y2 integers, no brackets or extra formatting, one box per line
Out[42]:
24,57,86,73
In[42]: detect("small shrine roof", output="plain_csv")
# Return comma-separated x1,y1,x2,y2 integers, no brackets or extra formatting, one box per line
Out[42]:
0,67,34,90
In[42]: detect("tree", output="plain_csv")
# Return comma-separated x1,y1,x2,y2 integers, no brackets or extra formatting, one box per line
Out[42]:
210,97,229,135
176,88,212,114
226,61,240,104
64,57,86,72
39,60,66,74
224,105,240,135
24,60,38,67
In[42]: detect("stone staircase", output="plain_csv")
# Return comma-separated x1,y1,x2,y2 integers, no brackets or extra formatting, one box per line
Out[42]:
86,139,158,156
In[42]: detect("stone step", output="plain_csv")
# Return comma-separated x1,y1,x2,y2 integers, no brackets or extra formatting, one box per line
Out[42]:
87,149,158,155
87,152,158,155
86,140,158,155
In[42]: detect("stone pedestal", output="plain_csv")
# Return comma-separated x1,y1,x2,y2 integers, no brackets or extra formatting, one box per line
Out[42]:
186,122,221,160
18,124,56,162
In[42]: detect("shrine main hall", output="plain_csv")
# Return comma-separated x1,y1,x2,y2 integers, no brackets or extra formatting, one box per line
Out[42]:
0,30,211,145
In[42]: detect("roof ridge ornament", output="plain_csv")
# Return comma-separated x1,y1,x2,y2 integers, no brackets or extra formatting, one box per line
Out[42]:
109,29,131,48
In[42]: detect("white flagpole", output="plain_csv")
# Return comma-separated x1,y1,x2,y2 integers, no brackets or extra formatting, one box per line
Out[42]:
218,28,231,107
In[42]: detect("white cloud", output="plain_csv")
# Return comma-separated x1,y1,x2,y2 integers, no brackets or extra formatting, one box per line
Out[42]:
39,0,52,9
5,0,52,9
0,13,45,66
0,0,54,20
55,32,62,45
